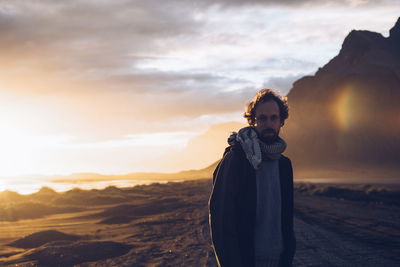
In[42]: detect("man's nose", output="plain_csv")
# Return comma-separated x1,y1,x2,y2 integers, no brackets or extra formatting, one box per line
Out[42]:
264,118,274,127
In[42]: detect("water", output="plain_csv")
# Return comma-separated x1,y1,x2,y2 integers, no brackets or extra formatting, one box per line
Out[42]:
2,176,399,195
0,178,167,195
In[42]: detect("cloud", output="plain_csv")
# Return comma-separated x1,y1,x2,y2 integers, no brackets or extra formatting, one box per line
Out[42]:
0,0,393,73
0,0,398,175
95,70,242,93
0,0,200,72
1,0,398,139
263,73,309,95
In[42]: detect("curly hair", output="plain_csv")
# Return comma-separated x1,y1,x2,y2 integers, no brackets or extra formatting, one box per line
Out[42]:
244,89,289,126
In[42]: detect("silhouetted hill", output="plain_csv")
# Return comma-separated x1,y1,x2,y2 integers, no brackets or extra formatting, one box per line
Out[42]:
9,230,83,249
30,187,58,202
6,239,133,266
0,190,24,203
50,159,219,184
137,121,245,171
284,17,400,179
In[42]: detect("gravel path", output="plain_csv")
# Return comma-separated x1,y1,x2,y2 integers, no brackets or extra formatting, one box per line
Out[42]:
174,181,400,267
293,193,400,267
294,217,398,267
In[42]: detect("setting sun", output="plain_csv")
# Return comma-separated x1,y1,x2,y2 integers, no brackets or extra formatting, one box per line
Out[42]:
0,95,71,176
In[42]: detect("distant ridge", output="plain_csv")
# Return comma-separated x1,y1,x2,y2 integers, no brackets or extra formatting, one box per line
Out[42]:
283,17,400,179
49,160,219,184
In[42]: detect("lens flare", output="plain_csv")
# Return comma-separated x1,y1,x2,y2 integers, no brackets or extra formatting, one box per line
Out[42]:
332,84,354,132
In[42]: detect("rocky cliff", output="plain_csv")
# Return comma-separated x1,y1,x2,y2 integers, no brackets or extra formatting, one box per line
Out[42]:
283,18,400,179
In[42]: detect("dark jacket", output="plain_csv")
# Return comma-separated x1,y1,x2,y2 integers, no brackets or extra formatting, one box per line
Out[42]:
209,143,296,267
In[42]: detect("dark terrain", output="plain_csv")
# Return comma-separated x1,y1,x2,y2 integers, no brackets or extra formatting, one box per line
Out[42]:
0,179,399,267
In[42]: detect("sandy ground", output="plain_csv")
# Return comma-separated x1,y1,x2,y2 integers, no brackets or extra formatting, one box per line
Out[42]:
0,179,399,266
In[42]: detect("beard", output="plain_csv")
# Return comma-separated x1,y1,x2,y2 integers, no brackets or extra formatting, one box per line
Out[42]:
259,128,279,144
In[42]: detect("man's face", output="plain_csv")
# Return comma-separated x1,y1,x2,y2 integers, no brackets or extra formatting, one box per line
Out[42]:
254,100,283,144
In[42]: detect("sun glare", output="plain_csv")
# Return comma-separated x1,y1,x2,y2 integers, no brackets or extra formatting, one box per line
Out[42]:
0,128,72,176
0,179,5,192
0,127,36,176
0,99,69,177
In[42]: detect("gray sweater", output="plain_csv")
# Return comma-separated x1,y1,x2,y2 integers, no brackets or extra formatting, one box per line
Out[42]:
254,159,283,262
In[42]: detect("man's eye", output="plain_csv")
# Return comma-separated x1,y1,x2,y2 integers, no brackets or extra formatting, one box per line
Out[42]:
257,116,267,122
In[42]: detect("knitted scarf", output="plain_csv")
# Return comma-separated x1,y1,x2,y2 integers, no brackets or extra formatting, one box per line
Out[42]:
227,126,287,169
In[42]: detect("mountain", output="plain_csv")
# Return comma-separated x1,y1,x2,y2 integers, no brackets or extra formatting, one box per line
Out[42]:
137,121,246,172
283,17,400,179
43,122,244,184
48,160,220,184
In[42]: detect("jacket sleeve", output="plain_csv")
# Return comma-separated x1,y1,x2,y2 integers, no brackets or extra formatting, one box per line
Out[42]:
209,151,243,267
281,158,296,267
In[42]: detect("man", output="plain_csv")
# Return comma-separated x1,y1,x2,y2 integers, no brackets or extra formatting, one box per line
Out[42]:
209,89,296,267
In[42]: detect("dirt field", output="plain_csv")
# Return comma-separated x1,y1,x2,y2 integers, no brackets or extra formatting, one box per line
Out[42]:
0,179,399,266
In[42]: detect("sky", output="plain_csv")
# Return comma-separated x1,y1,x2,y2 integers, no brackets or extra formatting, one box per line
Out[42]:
0,0,399,177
